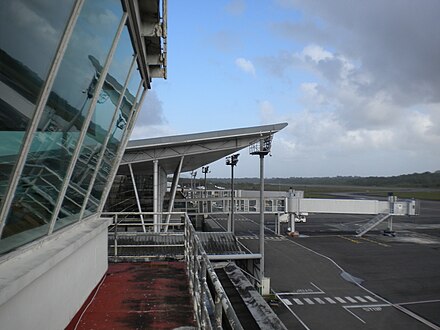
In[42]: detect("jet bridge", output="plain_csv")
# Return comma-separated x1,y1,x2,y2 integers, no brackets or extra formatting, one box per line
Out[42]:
285,190,418,236
176,189,418,237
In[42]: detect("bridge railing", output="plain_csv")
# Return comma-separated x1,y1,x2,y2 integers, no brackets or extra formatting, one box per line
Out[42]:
102,211,244,329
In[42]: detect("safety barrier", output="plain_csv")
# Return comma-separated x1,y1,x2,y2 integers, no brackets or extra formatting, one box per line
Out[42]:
103,211,244,329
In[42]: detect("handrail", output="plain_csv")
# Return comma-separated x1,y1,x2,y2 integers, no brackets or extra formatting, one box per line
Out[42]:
184,213,244,329
104,211,244,329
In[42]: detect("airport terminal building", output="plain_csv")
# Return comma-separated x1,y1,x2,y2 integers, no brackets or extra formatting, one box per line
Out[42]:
0,1,167,328
0,1,289,329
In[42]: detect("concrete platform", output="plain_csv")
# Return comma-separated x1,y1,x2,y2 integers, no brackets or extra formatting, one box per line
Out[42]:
66,262,195,330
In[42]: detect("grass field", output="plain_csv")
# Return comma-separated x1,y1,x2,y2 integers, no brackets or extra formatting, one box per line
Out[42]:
261,183,440,201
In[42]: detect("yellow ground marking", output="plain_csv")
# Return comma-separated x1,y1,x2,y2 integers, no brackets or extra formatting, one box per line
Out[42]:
359,236,390,247
338,235,362,244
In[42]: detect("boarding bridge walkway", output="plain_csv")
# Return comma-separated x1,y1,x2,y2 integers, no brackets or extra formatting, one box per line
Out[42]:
174,189,418,236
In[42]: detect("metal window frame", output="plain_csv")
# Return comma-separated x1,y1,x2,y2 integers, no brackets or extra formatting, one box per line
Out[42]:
0,0,86,238
97,83,147,214
48,12,129,234
77,54,138,221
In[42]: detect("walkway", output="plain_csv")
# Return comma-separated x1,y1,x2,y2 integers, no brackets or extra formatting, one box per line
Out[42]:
66,262,195,330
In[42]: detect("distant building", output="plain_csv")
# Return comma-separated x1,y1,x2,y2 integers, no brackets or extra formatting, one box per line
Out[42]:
0,1,166,329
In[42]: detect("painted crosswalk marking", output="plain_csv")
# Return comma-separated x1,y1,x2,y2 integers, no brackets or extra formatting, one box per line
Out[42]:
345,296,358,303
279,295,385,307
325,297,337,304
293,298,304,305
304,298,315,305
365,296,378,302
238,235,286,241
314,298,325,304
282,298,292,306
355,296,368,303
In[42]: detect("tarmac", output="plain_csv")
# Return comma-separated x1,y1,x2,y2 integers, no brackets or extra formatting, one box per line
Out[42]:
214,199,440,329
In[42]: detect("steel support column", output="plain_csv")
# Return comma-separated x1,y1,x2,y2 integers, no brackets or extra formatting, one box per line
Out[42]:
153,160,159,233
97,84,146,214
78,54,138,220
128,163,146,233
164,156,184,232
259,153,265,282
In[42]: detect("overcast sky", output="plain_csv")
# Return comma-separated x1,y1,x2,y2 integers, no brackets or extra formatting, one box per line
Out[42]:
132,0,440,178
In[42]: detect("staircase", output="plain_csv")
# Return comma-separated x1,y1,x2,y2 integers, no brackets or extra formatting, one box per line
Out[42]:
355,213,391,237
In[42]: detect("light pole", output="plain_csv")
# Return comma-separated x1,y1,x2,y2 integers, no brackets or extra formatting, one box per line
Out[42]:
202,166,210,213
190,170,197,198
226,154,239,233
250,135,272,294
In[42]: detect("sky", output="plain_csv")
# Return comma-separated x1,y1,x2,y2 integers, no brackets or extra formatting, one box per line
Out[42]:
132,0,440,178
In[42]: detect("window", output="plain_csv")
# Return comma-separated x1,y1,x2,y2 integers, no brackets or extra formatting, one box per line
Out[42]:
0,0,74,204
0,0,123,253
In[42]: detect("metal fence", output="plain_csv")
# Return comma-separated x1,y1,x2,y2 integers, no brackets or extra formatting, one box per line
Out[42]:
103,211,244,329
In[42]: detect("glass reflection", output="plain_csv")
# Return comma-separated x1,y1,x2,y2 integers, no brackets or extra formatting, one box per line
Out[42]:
88,69,142,213
56,27,136,229
0,0,74,203
0,0,122,252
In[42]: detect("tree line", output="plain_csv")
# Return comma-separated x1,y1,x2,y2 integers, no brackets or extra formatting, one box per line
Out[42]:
209,171,440,189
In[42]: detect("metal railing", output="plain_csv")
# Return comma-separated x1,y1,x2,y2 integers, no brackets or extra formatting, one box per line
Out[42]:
184,213,244,330
103,211,244,329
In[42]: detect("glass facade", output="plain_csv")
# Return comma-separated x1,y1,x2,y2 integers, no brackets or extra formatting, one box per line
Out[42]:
0,0,75,203
56,26,141,230
0,0,155,255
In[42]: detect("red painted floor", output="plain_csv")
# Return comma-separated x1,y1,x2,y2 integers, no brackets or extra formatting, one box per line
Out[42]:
66,262,196,330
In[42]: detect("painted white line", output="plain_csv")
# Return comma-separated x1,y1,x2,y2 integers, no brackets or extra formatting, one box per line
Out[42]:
282,298,292,306
310,282,325,294
314,298,326,304
365,296,378,303
345,296,358,303
325,297,337,304
334,297,346,304
277,291,324,295
355,296,368,303
293,298,304,305
283,236,440,329
277,293,311,330
397,299,440,306
343,306,366,324
304,298,315,305
393,305,440,330
344,303,390,309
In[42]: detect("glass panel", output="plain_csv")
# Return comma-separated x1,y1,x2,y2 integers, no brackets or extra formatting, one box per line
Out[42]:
0,0,122,253
265,200,273,212
277,199,285,212
87,68,142,213
0,0,74,204
55,26,135,229
249,200,257,212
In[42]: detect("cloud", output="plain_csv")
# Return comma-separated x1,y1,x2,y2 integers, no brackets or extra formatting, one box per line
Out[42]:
130,124,174,140
135,90,167,127
235,57,256,76
300,44,333,63
0,0,73,78
274,0,440,106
